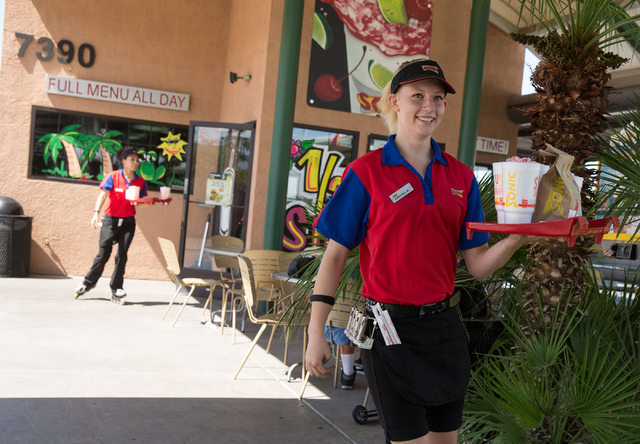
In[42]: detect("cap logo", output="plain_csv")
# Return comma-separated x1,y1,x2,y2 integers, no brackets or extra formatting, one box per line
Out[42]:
422,65,439,74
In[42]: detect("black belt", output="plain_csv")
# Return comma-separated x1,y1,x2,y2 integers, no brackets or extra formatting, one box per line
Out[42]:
365,292,460,319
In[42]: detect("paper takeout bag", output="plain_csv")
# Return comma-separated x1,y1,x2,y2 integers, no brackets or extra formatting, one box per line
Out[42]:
532,144,581,222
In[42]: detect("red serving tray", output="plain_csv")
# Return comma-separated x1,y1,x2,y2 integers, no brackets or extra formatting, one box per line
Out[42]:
129,197,172,206
466,216,620,247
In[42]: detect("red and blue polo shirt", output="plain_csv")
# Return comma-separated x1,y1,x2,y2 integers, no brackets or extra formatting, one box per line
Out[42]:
100,169,147,218
313,135,489,306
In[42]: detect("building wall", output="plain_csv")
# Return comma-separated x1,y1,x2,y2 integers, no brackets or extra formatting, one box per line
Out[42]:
0,0,524,281
246,0,525,251
476,23,525,165
0,0,235,280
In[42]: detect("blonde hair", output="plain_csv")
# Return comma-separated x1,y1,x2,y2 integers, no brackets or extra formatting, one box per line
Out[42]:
380,57,431,134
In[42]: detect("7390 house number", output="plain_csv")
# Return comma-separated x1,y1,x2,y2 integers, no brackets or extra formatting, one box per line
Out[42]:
15,33,95,68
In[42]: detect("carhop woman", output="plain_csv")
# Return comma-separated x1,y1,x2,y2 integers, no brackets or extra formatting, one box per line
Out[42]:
305,59,536,444
74,146,148,304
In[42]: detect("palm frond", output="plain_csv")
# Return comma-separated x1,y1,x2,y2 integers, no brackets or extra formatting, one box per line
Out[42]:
593,93,640,236
511,0,640,58
463,283,640,442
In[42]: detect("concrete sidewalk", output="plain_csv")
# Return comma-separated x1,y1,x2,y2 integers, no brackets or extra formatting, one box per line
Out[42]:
0,275,384,444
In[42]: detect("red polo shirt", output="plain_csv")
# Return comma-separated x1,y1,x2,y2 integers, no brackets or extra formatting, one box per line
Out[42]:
100,169,147,218
313,136,489,306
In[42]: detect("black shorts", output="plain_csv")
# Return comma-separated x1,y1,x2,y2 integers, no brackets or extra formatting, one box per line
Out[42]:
361,307,470,442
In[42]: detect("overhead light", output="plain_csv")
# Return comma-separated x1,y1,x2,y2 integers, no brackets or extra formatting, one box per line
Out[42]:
230,72,251,84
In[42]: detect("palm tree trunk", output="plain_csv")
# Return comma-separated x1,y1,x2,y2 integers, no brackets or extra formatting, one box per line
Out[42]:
61,140,82,178
101,144,113,175
512,31,626,329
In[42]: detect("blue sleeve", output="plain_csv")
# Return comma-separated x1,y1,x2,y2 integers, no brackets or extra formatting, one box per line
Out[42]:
100,174,114,192
459,175,490,250
313,168,370,250
139,181,148,198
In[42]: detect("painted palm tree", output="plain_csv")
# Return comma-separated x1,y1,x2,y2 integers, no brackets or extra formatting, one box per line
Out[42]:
510,0,640,327
38,124,85,177
81,130,123,179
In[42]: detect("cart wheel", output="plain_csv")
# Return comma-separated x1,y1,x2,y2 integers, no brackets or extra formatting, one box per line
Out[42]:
352,405,368,425
286,362,301,382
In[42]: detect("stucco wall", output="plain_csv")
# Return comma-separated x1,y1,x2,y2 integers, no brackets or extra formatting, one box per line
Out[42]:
0,0,234,280
476,23,525,165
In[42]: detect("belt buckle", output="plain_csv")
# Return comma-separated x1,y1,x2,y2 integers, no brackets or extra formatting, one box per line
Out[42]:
419,300,446,317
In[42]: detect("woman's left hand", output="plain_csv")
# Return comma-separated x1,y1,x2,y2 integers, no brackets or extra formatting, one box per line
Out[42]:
507,234,545,248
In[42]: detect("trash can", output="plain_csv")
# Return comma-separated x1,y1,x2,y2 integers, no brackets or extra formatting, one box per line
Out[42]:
0,197,33,277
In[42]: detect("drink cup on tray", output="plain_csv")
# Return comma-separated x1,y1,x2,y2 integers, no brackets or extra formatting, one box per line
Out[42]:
126,186,140,201
501,157,543,224
492,162,505,223
159,186,171,199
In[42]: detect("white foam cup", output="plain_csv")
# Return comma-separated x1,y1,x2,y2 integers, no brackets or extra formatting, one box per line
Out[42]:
540,164,550,176
159,186,171,199
126,186,141,200
572,174,584,216
502,162,543,224
492,162,505,223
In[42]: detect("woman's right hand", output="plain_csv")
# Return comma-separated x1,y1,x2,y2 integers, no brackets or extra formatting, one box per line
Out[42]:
91,212,100,228
305,333,334,378
304,239,351,378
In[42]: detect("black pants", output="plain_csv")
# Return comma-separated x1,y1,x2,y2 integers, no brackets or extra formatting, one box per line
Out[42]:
84,215,136,291
361,308,470,442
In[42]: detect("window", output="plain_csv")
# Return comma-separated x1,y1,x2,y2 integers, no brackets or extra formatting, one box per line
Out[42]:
474,164,492,184
29,107,189,191
284,124,359,251
521,48,540,95
367,133,387,151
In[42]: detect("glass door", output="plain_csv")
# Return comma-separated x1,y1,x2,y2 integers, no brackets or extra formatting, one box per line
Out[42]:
178,121,255,272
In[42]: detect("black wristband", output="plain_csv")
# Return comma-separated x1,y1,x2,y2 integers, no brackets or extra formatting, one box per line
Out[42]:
310,294,335,306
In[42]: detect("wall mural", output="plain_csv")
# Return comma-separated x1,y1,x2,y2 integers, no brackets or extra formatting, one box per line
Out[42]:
283,127,356,252
31,109,188,190
38,125,123,180
307,0,433,116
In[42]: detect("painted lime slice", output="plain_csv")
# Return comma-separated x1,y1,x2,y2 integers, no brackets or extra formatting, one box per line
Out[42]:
368,60,394,90
377,0,408,26
312,11,333,50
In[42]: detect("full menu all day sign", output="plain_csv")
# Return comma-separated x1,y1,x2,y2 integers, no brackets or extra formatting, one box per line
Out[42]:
45,75,190,112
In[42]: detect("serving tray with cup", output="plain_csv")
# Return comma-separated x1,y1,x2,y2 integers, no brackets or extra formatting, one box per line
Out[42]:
466,216,620,247
128,197,172,206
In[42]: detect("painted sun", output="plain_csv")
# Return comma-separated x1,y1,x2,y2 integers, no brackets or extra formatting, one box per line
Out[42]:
158,131,187,161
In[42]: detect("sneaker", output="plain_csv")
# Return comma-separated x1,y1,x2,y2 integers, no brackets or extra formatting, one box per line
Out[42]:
112,289,126,298
341,369,356,390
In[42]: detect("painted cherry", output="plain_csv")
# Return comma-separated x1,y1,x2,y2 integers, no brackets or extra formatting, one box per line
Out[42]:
314,74,343,102
313,45,367,103
405,0,432,22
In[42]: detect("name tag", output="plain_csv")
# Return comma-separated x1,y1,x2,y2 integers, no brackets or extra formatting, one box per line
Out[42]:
115,188,124,192
389,183,414,203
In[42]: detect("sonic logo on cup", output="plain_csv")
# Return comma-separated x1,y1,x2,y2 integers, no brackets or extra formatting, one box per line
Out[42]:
494,171,504,205
505,172,519,208
543,175,566,214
